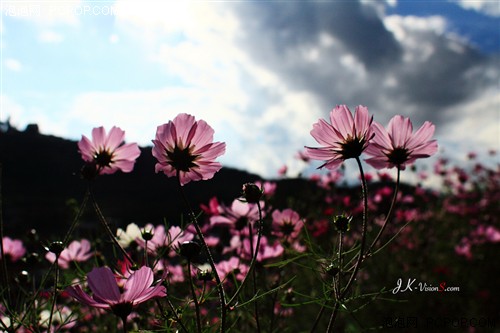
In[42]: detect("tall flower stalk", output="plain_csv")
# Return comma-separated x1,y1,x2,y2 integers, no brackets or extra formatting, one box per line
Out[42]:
152,113,227,332
176,175,227,333
326,157,369,332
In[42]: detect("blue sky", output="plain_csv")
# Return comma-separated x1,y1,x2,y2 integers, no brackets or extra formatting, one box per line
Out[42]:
1,0,499,181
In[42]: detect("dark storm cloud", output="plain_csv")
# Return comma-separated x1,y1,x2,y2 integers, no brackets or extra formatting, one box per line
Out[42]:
228,0,498,130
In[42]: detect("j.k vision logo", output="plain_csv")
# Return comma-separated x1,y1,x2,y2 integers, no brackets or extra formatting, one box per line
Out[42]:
383,316,497,330
392,278,460,294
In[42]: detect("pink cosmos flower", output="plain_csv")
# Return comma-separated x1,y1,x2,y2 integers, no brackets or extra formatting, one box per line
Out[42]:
152,113,226,185
45,239,93,269
364,115,438,170
305,105,374,170
241,235,284,261
66,266,165,319
255,181,277,197
272,209,303,240
136,224,194,256
78,126,141,175
210,199,263,235
1,237,26,262
215,257,249,282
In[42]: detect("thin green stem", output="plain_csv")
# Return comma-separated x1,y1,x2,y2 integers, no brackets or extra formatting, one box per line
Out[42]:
175,172,226,333
163,297,189,333
144,239,149,268
88,184,135,265
47,255,60,333
187,260,202,333
248,220,261,333
121,315,128,333
309,232,344,332
62,189,90,247
365,167,401,257
226,202,264,307
335,233,344,299
326,157,369,333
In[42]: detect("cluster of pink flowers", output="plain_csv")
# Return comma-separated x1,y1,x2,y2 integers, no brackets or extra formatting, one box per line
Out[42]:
78,113,226,186
305,105,438,170
10,108,442,331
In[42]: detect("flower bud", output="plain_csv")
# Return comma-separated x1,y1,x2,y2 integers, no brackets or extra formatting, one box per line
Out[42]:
196,263,213,281
324,264,339,277
47,241,64,256
141,229,154,241
179,241,201,261
241,183,263,204
333,215,352,233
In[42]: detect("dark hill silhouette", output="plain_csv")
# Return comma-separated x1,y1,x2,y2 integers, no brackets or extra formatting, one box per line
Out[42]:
0,124,263,238
0,123,422,241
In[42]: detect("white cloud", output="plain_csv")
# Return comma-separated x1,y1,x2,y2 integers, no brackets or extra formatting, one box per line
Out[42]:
38,30,64,43
4,58,23,71
3,1,498,181
452,0,500,17
439,87,500,151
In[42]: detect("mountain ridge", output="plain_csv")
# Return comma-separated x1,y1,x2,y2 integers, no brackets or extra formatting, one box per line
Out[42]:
0,124,264,238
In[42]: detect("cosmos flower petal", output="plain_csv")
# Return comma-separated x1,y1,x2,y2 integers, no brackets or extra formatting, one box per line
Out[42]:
406,121,435,150
66,286,110,309
91,127,107,151
190,119,215,148
354,105,371,137
87,267,121,303
77,136,96,162
331,105,354,139
122,266,154,302
310,119,341,146
304,147,337,160
172,113,197,148
105,126,126,152
365,156,391,169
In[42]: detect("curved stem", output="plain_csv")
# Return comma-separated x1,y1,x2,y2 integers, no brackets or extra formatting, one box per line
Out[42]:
335,233,344,299
14,188,90,332
187,260,202,333
309,231,344,332
226,202,264,306
326,157,369,333
365,167,401,257
175,172,226,333
248,219,261,333
62,189,90,247
47,255,60,333
121,315,128,333
88,184,135,265
161,297,189,333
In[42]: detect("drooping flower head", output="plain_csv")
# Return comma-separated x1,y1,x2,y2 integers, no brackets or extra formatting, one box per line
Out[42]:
305,105,374,170
152,113,226,185
66,266,165,320
78,126,141,175
364,115,438,170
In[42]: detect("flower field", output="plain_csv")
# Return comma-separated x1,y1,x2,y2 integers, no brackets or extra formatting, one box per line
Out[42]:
0,109,498,332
